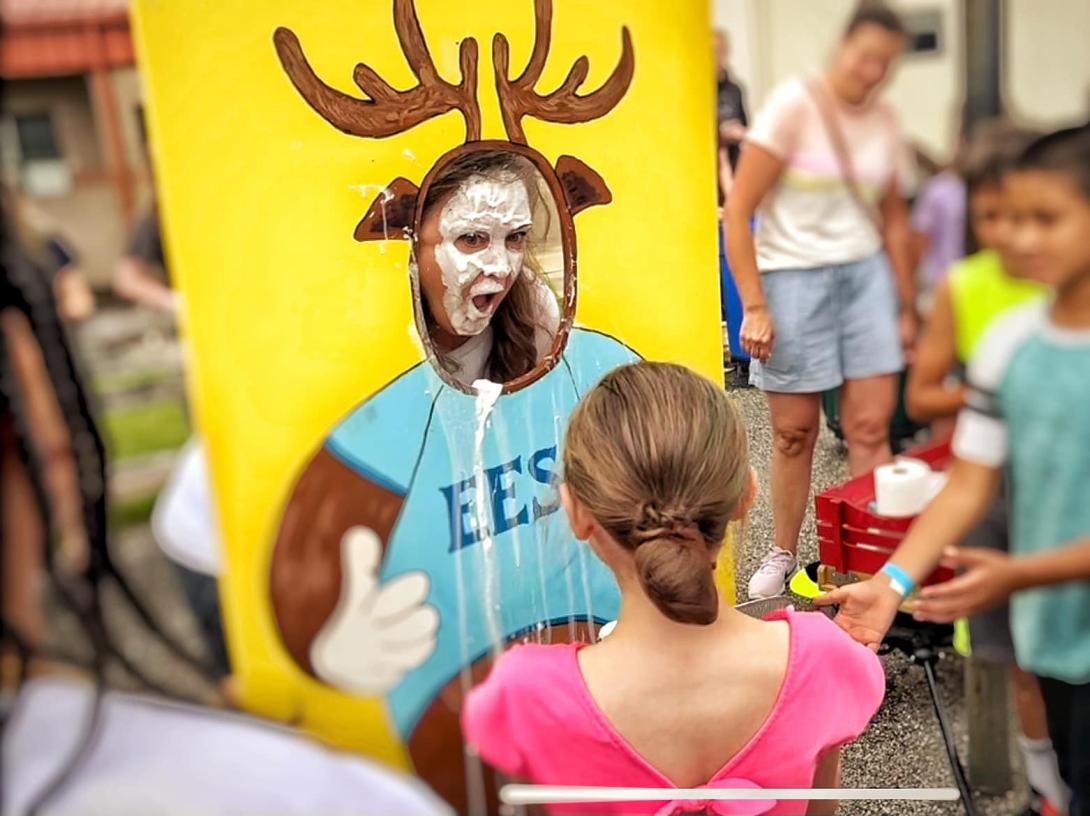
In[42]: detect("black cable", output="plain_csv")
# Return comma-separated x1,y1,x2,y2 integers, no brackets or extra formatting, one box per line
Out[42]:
922,656,979,816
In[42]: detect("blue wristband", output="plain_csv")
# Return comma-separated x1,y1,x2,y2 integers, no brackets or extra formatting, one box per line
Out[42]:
879,562,915,599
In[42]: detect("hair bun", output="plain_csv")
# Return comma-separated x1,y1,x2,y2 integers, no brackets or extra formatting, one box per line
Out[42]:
633,537,718,626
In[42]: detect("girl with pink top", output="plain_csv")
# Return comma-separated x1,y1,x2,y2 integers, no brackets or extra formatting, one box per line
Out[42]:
462,362,886,815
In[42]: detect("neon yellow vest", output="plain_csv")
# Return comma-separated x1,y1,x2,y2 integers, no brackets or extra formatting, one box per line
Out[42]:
948,250,1046,363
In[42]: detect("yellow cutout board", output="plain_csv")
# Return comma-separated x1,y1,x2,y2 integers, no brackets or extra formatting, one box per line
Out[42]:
133,0,723,801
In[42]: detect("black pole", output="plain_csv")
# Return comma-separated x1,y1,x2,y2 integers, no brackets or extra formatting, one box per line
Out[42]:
962,0,1004,254
964,0,1003,131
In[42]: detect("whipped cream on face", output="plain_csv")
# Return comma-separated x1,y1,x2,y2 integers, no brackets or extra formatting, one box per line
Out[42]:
434,173,532,336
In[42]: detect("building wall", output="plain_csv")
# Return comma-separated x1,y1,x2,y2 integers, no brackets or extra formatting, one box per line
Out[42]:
3,72,138,287
1006,0,1090,128
713,0,1090,164
5,76,105,176
112,64,155,210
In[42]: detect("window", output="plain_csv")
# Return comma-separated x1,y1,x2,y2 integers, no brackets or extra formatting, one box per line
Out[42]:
15,113,61,161
903,9,943,56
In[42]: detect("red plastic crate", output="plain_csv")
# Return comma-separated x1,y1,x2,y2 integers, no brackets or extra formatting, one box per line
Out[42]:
815,437,957,588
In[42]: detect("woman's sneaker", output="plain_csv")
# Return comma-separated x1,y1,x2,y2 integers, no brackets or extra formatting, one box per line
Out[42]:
747,547,799,600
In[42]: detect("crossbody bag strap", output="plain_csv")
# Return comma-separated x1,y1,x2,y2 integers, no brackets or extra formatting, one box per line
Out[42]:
804,76,884,233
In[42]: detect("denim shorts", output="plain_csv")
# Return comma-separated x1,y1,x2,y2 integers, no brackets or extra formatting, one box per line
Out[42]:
750,252,904,393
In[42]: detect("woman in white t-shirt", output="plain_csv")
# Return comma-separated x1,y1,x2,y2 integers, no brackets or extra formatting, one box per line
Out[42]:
725,2,917,599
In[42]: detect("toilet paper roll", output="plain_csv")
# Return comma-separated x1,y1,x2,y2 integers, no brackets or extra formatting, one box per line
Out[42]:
875,458,934,518
926,470,950,502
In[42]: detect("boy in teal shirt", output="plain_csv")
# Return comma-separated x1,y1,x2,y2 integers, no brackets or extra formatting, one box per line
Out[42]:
904,122,1063,814
823,125,1090,814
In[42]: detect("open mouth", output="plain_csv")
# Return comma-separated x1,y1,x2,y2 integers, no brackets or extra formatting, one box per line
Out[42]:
472,292,498,313
467,277,507,315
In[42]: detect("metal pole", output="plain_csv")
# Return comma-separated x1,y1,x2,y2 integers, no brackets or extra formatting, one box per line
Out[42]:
962,0,1004,255
963,0,1004,133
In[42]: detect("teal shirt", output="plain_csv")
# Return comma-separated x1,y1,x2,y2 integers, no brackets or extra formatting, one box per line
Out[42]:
953,301,1090,683
325,328,639,735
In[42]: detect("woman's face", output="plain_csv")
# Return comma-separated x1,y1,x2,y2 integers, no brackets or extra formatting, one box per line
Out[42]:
414,173,533,349
833,24,904,105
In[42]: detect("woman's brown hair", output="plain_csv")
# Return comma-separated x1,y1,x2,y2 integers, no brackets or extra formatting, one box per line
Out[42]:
417,150,555,385
563,362,750,625
844,1,906,39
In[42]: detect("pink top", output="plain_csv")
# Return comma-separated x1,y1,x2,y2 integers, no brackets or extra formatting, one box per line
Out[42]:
462,609,885,815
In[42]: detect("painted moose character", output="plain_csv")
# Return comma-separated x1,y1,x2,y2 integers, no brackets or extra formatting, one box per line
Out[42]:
269,0,639,807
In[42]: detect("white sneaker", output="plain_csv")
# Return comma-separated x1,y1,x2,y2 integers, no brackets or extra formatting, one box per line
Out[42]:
747,547,799,600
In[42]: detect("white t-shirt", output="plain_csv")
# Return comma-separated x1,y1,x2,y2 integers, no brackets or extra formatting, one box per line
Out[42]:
746,76,911,271
152,439,221,575
3,677,453,816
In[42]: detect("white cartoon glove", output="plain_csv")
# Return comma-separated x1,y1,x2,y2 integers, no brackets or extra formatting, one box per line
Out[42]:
309,526,439,695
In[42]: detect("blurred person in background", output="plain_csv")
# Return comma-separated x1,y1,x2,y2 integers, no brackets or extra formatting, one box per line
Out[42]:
904,121,1068,816
725,1,916,599
910,131,968,309
1,196,453,816
1,185,92,655
8,191,95,323
715,27,748,202
113,202,228,683
113,202,178,314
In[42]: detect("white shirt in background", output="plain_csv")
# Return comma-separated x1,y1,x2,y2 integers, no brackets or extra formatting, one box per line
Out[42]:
152,439,221,576
746,76,911,272
3,677,453,816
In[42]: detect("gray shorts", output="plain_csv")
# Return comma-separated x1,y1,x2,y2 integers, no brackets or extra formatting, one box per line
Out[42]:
750,252,904,393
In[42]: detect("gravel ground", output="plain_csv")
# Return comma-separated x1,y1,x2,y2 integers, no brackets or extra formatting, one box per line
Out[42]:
728,383,1027,816
39,345,1030,816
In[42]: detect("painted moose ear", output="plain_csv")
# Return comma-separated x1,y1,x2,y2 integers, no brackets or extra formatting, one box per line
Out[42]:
555,155,612,216
354,177,420,242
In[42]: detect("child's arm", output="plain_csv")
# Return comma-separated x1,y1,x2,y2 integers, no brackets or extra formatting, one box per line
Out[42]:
913,537,1090,623
806,748,842,816
905,280,965,423
816,458,1001,649
817,302,1035,648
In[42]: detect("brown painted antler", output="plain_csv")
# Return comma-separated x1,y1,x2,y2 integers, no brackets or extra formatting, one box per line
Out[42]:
492,0,634,145
273,0,481,141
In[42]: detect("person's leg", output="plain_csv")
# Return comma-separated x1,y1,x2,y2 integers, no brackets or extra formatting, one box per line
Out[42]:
747,391,821,599
767,391,822,557
747,267,838,598
1068,680,1090,816
839,253,903,474
839,373,897,477
1015,668,1052,741
1038,676,1085,816
173,562,230,679
1014,668,1071,811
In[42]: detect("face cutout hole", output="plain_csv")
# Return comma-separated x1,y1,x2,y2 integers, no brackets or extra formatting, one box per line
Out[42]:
412,147,570,392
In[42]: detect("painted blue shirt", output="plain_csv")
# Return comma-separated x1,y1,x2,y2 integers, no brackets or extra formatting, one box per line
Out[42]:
326,328,639,735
